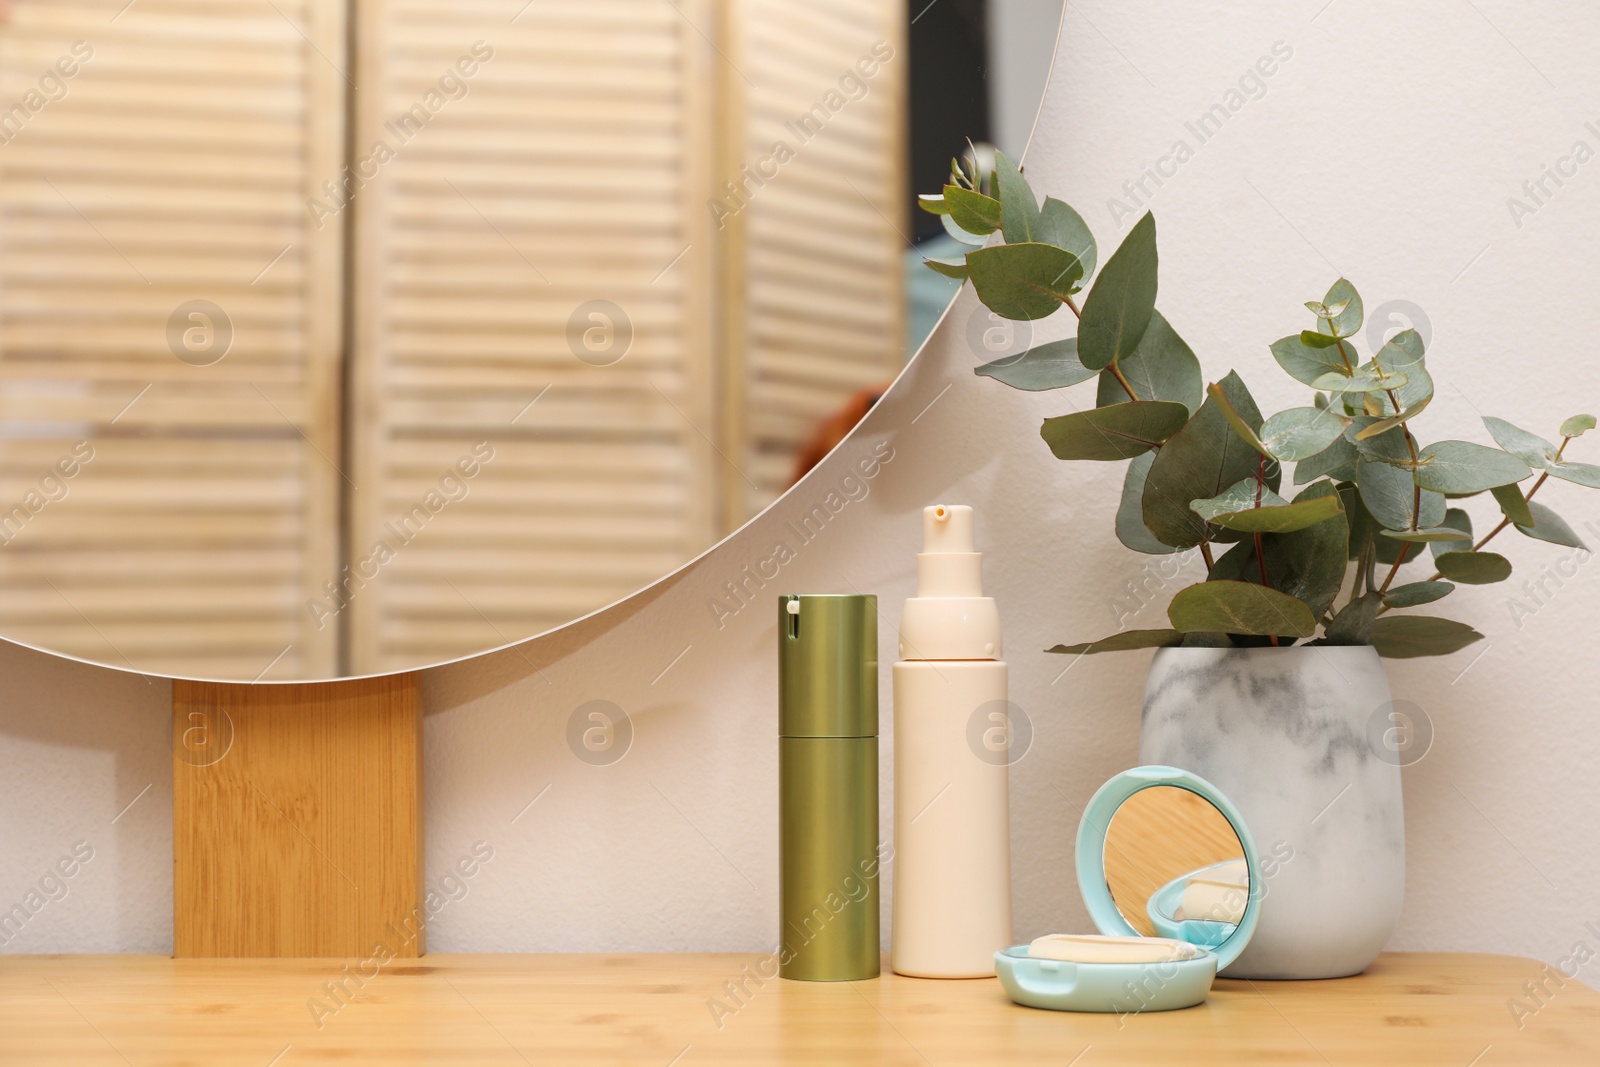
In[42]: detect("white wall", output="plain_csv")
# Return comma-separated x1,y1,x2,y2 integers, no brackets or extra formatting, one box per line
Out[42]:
3,0,1599,995
0,641,172,953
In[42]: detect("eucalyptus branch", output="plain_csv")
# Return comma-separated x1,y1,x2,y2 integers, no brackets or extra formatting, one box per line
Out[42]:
932,149,1594,658
1352,540,1372,602
1329,334,1356,375
1381,436,1569,611
1374,381,1424,529
1376,541,1411,596
1252,455,1277,644
1417,467,1555,585
1108,364,1139,402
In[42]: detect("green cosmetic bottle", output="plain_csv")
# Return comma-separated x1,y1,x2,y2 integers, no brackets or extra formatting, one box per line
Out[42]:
778,593,880,981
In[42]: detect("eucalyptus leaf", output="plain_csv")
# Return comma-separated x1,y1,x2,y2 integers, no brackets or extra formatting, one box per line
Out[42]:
1347,416,1415,466
1208,540,1258,583
1263,481,1349,619
1047,629,1185,655
1206,382,1270,457
1180,632,1234,647
1343,482,1408,565
1483,417,1557,467
1200,487,1345,534
942,213,987,246
951,152,980,188
1167,580,1317,638
943,185,1002,235
1040,400,1191,461
1143,371,1270,548
1357,458,1444,531
994,151,1040,244
1322,591,1380,644
1037,197,1097,282
1561,414,1597,437
1435,551,1513,585
1078,212,1158,371
923,256,969,280
1298,330,1342,349
1547,461,1600,490
917,193,951,216
1370,329,1431,414
1369,616,1483,659
1316,278,1364,338
1515,501,1587,548
1382,581,1455,608
1379,526,1473,542
974,338,1095,391
1313,365,1409,394
1489,483,1533,527
1295,434,1359,484
1191,478,1285,522
1117,452,1181,554
1271,333,1350,387
1261,406,1349,462
1096,311,1203,413
966,243,1083,320
1356,392,1431,440
1430,508,1474,560
1211,498,1344,535
1413,441,1532,494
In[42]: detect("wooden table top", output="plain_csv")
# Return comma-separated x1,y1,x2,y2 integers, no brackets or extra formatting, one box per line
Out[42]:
2,952,1595,1065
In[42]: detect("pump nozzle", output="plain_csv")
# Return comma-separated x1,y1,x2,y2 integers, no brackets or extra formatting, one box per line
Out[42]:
901,504,1001,659
916,504,984,599
922,504,974,554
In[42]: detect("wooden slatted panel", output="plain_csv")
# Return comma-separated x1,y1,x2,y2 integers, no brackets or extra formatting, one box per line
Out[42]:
347,0,716,673
720,0,906,523
0,0,344,678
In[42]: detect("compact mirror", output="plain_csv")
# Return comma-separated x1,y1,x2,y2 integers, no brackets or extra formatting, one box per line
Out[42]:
996,766,1262,1013
1103,784,1248,949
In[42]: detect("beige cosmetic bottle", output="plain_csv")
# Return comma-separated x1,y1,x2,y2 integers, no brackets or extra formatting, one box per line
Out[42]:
891,504,1013,977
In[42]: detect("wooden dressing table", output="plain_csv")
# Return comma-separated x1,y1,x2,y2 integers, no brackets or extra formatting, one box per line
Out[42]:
3,952,1595,1064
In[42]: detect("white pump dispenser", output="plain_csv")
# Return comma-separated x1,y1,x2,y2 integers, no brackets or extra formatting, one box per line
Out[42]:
891,504,1013,977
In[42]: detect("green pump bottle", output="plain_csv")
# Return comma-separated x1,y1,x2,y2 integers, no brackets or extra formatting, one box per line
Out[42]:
777,593,880,981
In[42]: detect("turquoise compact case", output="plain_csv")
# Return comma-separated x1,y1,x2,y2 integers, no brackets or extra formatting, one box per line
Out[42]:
996,766,1263,1014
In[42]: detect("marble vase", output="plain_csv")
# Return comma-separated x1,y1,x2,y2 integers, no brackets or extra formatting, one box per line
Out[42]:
1139,646,1404,979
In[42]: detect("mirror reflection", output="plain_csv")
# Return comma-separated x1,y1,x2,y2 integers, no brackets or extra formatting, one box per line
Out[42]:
0,0,1059,679
1104,785,1248,948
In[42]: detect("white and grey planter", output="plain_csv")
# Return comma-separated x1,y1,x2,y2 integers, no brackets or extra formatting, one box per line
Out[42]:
1139,646,1404,979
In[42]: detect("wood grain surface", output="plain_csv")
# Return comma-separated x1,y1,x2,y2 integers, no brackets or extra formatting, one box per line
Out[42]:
1,953,1594,1065
172,675,422,958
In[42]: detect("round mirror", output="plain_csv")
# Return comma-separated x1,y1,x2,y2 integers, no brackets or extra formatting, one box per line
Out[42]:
1103,785,1249,948
0,1,1064,679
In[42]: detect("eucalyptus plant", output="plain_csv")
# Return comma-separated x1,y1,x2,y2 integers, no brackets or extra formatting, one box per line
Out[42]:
921,150,1598,657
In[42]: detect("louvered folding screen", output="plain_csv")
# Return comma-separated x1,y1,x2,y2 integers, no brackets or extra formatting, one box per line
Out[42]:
0,0,344,678
719,0,906,524
345,0,717,674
